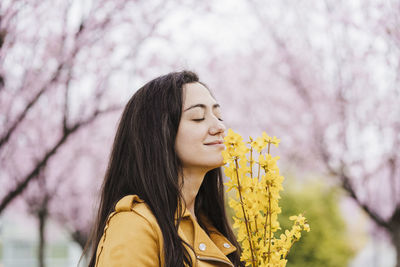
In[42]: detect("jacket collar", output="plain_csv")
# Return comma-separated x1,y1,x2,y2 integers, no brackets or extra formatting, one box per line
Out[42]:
177,204,237,257
122,195,237,257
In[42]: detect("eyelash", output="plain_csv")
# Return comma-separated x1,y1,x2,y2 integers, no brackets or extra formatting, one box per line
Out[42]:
193,118,224,122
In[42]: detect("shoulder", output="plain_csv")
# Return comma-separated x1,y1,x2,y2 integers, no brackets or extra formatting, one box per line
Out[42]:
95,195,164,267
106,195,162,240
108,196,157,231
114,195,159,226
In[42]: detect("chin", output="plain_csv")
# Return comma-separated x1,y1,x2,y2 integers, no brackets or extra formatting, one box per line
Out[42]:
215,160,225,168
208,158,225,169
193,156,225,171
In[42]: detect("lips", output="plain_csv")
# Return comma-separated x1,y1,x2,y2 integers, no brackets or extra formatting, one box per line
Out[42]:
204,140,224,145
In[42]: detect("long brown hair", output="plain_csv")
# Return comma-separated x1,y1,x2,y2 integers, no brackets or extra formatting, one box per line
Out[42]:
81,70,243,266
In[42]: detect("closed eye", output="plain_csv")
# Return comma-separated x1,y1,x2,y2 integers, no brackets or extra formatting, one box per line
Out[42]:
192,118,223,122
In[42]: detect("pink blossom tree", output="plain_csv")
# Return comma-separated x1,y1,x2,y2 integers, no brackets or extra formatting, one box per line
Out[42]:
0,0,176,212
206,0,400,265
1,1,212,265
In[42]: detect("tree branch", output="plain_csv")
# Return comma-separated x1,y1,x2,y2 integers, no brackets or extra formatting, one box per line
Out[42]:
0,63,63,149
0,0,92,150
0,105,121,214
317,138,390,230
338,172,389,229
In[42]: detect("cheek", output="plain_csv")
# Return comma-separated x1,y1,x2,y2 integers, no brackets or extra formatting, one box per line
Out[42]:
175,125,205,158
177,124,203,143
175,127,191,156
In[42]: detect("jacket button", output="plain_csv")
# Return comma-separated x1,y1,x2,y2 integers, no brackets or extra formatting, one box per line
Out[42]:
199,243,206,251
223,243,231,248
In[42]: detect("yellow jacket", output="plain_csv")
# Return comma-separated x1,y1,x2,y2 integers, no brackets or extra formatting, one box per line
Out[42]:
95,195,237,267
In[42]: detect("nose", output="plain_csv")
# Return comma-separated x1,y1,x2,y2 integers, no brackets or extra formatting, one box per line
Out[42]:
209,117,226,136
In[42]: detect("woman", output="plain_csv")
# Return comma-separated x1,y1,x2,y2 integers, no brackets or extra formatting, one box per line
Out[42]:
83,70,243,266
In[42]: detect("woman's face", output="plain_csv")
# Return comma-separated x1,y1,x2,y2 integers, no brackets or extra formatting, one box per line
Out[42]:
175,82,226,172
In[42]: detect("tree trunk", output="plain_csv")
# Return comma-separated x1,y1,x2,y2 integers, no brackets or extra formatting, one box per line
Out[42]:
393,226,400,267
71,230,88,250
38,201,48,267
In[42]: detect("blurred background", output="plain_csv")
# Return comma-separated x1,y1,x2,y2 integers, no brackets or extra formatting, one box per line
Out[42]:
0,0,399,266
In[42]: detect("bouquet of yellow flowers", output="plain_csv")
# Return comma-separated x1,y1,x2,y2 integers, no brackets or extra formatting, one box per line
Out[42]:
222,129,310,267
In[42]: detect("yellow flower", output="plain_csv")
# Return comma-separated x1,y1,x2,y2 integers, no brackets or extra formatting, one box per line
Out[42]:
222,129,309,266
224,128,243,147
262,132,281,147
251,136,266,153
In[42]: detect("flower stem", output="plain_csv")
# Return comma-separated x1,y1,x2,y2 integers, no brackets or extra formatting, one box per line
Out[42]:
257,152,261,181
268,189,272,263
282,238,297,259
234,158,257,267
262,185,269,244
250,147,253,178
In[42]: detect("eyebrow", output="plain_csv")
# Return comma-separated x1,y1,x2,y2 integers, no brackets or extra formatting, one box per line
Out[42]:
184,103,220,112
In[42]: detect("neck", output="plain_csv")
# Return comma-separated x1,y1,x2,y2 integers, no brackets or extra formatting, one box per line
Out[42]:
180,167,208,221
